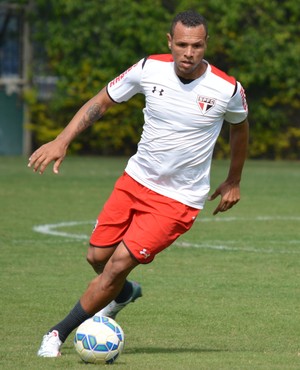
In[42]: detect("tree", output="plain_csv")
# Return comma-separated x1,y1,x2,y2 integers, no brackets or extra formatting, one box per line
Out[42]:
27,0,171,154
177,0,300,158
26,0,300,158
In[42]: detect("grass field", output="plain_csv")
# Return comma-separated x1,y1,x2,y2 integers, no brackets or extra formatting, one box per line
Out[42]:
1,156,299,370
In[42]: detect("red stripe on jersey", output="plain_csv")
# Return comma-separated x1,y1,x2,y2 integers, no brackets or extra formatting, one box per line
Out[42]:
148,54,174,62
211,65,236,85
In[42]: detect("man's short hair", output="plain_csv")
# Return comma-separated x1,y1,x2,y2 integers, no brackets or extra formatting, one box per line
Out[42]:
170,10,208,37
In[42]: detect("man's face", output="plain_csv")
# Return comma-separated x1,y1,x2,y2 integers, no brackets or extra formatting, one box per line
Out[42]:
167,22,208,79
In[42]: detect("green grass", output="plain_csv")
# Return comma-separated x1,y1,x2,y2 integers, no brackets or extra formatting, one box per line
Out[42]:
1,157,300,369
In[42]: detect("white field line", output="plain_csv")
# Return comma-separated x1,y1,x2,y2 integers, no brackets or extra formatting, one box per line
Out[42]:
33,221,92,240
174,241,300,254
196,216,300,222
32,217,300,254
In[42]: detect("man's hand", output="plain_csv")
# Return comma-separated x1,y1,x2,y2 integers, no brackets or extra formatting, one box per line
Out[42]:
27,87,115,175
208,180,241,215
27,139,67,174
209,119,248,215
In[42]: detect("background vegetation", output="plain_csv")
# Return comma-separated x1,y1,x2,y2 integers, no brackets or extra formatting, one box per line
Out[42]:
21,0,299,158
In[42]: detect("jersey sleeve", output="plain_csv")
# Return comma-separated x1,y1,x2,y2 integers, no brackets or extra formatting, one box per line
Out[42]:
224,81,248,124
106,58,144,103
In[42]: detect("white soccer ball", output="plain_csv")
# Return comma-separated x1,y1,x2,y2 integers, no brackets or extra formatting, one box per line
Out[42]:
74,315,125,364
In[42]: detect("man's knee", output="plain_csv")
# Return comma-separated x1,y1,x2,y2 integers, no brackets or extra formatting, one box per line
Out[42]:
86,257,106,274
103,242,140,280
86,245,115,273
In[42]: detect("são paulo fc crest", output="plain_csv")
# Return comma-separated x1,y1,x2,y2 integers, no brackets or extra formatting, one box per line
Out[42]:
197,96,216,114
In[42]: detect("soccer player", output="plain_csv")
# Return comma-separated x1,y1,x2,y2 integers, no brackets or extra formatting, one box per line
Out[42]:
29,10,249,357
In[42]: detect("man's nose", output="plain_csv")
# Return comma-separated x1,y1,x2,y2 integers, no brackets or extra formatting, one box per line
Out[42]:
185,46,194,58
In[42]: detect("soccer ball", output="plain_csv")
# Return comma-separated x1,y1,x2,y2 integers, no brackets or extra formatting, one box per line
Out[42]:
74,315,124,364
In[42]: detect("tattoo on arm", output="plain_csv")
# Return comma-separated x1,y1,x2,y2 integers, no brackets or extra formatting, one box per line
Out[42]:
78,103,102,132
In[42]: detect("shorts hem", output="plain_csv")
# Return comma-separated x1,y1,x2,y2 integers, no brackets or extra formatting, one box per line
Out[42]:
89,241,120,248
122,239,150,265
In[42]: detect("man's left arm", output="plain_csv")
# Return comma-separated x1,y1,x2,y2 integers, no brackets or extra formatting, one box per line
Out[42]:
209,119,249,215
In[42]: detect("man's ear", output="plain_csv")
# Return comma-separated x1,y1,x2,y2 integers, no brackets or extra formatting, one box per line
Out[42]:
167,33,172,50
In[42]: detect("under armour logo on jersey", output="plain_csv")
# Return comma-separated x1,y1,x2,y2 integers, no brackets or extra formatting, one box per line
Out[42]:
139,248,151,259
152,86,164,96
197,96,216,114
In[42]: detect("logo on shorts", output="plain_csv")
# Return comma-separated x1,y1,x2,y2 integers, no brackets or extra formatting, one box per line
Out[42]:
139,248,151,259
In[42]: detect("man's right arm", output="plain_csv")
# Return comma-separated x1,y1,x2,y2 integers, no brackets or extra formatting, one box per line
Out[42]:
28,87,115,174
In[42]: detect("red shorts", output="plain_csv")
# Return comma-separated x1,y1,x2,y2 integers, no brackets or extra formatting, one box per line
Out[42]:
89,172,199,264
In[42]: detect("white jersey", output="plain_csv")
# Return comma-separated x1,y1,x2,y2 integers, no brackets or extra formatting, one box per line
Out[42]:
107,54,248,209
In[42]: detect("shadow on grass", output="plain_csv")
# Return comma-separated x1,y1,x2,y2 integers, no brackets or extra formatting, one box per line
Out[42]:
64,343,226,357
124,347,226,354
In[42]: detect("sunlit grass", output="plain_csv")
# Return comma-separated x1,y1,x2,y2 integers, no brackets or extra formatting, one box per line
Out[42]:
1,157,299,369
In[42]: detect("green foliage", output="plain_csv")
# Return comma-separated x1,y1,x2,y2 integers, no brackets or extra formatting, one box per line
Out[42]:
178,0,300,159
27,0,300,158
27,0,171,154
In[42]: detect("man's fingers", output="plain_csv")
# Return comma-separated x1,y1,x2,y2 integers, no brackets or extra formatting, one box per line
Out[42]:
30,155,46,173
38,160,50,174
210,182,241,215
28,142,66,174
213,200,237,215
35,156,50,174
208,190,219,201
28,151,52,174
27,152,39,168
212,202,225,215
212,207,219,216
53,158,64,174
